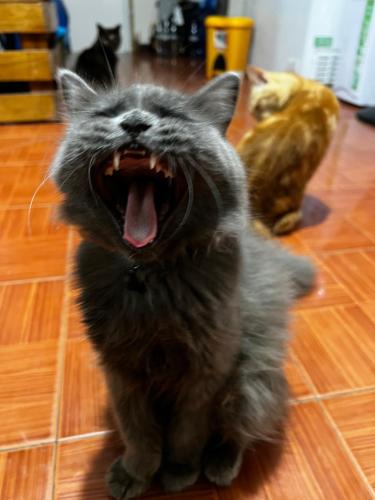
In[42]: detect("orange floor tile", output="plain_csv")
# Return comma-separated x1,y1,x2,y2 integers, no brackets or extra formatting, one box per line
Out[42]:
0,445,54,500
0,55,374,499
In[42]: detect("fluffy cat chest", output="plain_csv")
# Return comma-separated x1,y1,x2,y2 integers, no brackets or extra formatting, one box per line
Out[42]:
101,328,227,396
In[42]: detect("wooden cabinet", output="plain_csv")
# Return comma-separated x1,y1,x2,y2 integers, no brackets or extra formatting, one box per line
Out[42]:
0,0,58,123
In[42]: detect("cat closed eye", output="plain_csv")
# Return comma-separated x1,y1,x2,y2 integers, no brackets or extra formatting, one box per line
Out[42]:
93,107,123,118
93,111,113,118
156,106,191,121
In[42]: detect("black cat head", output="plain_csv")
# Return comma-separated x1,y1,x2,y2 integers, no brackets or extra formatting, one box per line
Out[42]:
97,24,121,51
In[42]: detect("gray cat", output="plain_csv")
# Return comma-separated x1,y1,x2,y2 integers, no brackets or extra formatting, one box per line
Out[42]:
51,69,315,499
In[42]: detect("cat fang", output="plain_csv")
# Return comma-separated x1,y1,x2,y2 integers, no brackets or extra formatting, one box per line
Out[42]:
104,151,174,178
94,146,180,249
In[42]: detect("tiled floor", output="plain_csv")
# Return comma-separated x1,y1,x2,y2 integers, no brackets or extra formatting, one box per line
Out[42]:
0,56,374,499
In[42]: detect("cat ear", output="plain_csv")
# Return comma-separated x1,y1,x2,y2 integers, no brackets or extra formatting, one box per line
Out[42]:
189,72,240,134
57,69,97,113
114,25,121,31
97,23,104,31
246,66,268,86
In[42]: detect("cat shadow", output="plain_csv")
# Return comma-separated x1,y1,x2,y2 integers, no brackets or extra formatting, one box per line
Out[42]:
83,406,286,499
300,194,331,229
82,406,123,498
227,429,286,498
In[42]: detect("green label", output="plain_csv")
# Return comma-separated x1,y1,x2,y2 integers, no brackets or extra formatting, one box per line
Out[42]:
352,0,374,90
314,36,333,48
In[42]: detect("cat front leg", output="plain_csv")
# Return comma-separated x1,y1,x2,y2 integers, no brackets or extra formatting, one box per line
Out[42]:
161,403,211,492
105,371,162,499
204,368,288,486
204,435,245,486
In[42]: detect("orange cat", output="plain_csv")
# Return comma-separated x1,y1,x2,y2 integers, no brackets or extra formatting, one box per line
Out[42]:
237,67,339,236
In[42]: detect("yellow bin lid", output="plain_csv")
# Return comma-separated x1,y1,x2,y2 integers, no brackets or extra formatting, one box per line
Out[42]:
205,16,254,29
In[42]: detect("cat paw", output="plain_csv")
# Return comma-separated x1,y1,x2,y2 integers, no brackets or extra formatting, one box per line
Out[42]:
252,219,272,238
204,441,243,486
106,457,150,499
272,210,302,235
161,462,200,492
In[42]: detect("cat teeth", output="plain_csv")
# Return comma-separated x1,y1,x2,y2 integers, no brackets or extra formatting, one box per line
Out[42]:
151,159,174,178
161,164,174,178
164,165,174,178
105,166,114,176
113,151,120,171
150,154,158,170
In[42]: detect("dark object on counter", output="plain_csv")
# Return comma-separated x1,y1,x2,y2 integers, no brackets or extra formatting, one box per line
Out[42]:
153,0,217,58
357,107,375,126
154,18,178,57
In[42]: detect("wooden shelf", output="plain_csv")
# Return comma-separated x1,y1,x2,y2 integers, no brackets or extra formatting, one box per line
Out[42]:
0,92,57,122
0,0,47,3
0,2,56,33
0,49,55,81
0,0,58,122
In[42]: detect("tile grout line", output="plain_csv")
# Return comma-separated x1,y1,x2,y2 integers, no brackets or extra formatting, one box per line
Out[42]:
3,387,372,452
296,303,353,313
318,246,375,256
315,385,375,401
0,430,114,454
289,347,321,404
5,165,24,212
290,384,375,405
346,216,375,246
0,438,55,453
0,203,57,211
293,249,362,310
49,228,74,500
310,254,362,306
286,350,318,403
289,395,317,405
306,242,375,256
58,429,115,444
318,399,374,497
0,276,66,287
290,342,375,496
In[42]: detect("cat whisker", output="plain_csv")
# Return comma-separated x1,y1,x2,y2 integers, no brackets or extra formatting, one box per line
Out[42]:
27,171,54,236
178,57,206,92
173,157,194,235
187,155,223,216
88,154,99,205
98,36,116,86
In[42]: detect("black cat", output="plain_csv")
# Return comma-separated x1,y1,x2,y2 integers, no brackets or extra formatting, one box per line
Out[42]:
75,24,121,86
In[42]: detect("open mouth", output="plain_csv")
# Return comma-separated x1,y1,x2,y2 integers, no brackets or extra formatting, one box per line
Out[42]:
93,144,186,249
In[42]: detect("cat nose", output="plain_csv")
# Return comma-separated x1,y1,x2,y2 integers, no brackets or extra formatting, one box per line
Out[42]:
120,121,151,136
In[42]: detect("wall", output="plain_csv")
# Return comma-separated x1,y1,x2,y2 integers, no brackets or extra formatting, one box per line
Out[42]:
228,0,312,72
133,0,158,45
64,0,132,53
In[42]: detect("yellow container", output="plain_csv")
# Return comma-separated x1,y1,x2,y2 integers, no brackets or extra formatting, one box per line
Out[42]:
205,16,254,79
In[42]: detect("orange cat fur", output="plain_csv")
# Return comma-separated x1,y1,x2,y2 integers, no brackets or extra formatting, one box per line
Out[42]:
237,67,339,236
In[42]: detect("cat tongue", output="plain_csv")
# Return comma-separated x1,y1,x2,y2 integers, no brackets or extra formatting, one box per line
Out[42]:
124,181,157,248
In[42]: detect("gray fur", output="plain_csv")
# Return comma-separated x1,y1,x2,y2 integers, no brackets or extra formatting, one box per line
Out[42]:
51,69,315,498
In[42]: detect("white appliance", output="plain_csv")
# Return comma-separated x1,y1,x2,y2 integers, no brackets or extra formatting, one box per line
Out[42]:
229,0,375,106
333,0,375,106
